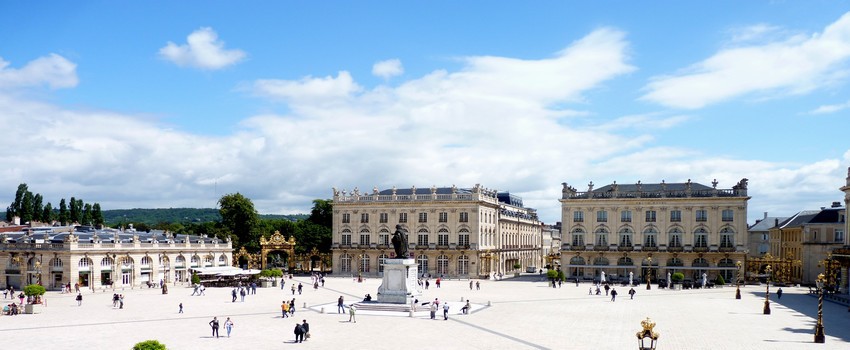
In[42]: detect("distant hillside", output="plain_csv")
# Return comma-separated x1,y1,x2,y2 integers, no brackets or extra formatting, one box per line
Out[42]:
101,208,307,226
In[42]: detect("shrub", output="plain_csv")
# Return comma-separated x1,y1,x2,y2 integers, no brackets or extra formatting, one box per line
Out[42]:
512,263,522,270
671,272,685,282
557,270,566,281
23,284,46,297
546,270,558,280
191,272,200,285
133,340,166,350
715,274,725,285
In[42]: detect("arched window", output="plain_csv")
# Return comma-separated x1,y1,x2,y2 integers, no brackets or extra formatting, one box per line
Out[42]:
50,258,63,268
458,228,470,247
718,258,735,281
417,229,429,246
570,256,586,265
437,254,449,275
643,227,658,247
720,227,735,248
594,228,609,246
457,255,469,275
190,255,200,267
617,257,634,266
438,228,449,246
417,255,429,275
175,256,186,267
359,229,371,246
204,255,213,267
619,227,633,247
359,254,370,273
572,228,585,246
340,254,352,273
101,257,114,267
593,257,609,266
140,256,152,266
668,228,683,247
341,229,352,246
378,254,388,273
160,256,170,267
666,257,684,267
78,257,92,268
218,255,227,265
379,229,390,246
694,228,709,248
692,258,709,267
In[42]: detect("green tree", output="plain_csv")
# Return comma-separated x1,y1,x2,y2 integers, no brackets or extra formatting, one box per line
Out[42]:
58,198,68,225
82,203,93,225
69,196,78,224
92,203,104,227
32,193,43,222
218,193,259,251
294,221,331,254
20,191,34,224
308,199,333,227
132,340,167,350
75,199,84,224
42,202,54,223
11,183,28,218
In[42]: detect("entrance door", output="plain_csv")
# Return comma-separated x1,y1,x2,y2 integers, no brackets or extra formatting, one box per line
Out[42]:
122,271,131,285
53,273,63,289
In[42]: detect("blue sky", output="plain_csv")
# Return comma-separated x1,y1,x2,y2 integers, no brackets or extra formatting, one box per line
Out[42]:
1,1,849,224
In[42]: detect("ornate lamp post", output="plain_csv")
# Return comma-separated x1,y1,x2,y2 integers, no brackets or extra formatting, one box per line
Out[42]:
814,273,826,343
646,256,652,290
763,265,772,315
635,317,659,350
735,261,742,299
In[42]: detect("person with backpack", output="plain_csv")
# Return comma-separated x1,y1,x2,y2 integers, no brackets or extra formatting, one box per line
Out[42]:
293,322,305,343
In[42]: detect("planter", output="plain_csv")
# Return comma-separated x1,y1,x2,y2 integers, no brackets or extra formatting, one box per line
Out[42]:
261,280,273,288
672,283,683,291
24,303,44,314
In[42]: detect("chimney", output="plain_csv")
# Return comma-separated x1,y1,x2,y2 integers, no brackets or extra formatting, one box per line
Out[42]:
832,201,841,208
774,218,779,227
763,212,768,219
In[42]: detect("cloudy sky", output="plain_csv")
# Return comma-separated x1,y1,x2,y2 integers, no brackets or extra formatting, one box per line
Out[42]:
2,1,849,224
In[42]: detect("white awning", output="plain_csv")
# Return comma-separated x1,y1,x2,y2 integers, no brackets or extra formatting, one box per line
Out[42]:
189,266,259,276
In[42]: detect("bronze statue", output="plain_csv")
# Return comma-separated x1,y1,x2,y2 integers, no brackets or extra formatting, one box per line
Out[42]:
391,224,409,259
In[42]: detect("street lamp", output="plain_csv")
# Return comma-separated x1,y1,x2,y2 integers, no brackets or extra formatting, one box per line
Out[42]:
735,261,742,299
646,257,652,290
635,317,659,350
763,265,772,315
814,273,826,343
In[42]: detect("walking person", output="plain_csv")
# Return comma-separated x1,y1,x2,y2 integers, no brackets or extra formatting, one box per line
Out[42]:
348,304,357,323
429,301,437,320
224,317,234,337
297,283,303,295
179,302,183,313
777,287,783,299
291,284,296,295
289,299,296,316
337,296,345,313
119,294,124,309
476,281,480,290
282,301,290,318
443,302,450,320
628,288,636,300
293,322,305,343
301,319,310,341
469,280,473,290
76,292,82,306
240,287,246,302
610,288,618,302
209,317,220,338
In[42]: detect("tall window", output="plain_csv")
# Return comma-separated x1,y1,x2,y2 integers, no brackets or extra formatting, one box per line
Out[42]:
378,254,388,273
340,254,351,273
836,229,845,243
439,212,448,223
417,229,429,246
417,255,429,275
619,228,633,247
399,212,408,223
459,212,469,222
379,229,390,245
694,228,708,247
596,210,608,222
643,228,658,247
573,210,584,222
645,210,656,222
621,210,632,222
719,227,734,248
342,213,350,223
458,228,470,247
418,212,428,223
457,255,469,275
572,228,585,246
696,210,708,222
379,213,388,223
595,228,609,246
437,255,449,275
438,228,449,246
361,213,369,223
341,229,352,245
359,254,370,273
359,229,371,246
670,210,682,222
668,228,682,247
722,209,734,222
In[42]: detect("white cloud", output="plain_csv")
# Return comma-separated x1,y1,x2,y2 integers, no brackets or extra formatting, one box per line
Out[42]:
727,24,783,44
808,100,850,114
641,11,850,109
372,59,404,79
0,54,77,89
159,27,246,70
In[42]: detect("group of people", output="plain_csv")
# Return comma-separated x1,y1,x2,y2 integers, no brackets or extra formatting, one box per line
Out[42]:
190,284,206,296
208,316,235,338
427,298,451,320
2,302,19,315
111,293,125,309
281,298,297,317
588,283,640,302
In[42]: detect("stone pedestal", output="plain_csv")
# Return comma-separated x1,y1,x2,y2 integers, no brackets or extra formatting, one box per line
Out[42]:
377,259,421,304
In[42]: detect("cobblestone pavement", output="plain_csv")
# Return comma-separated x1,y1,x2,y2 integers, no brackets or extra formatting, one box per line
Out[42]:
1,276,848,349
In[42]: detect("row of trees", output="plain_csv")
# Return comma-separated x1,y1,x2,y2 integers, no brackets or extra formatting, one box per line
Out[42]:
5,183,103,226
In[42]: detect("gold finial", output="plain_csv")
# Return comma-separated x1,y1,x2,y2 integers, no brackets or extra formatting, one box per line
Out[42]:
636,317,660,339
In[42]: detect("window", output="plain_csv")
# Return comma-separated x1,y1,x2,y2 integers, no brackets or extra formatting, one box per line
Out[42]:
341,229,352,245
668,228,682,247
437,255,449,275
572,228,585,246
438,228,449,246
458,228,470,247
361,213,369,223
595,228,609,246
596,210,607,222
670,210,682,222
340,254,352,273
621,210,632,222
720,228,734,248
342,213,350,223
645,210,656,222
418,212,428,223
204,255,213,267
643,228,657,247
417,255,429,275
439,212,448,223
379,229,390,245
218,255,227,265
457,255,469,275
101,257,113,267
722,209,734,222
459,212,469,222
359,254,370,273
417,229,429,246
399,212,407,223
696,210,707,222
573,210,584,223
141,256,152,266
694,228,708,247
835,229,844,242
619,228,633,247
379,213,388,223
359,230,371,246
378,254,388,273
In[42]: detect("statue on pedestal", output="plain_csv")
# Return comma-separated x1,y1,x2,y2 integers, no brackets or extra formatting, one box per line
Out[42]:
391,225,409,259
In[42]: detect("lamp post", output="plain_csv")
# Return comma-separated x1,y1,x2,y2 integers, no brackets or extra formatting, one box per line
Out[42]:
763,265,772,315
646,257,652,290
635,317,659,350
735,261,742,299
814,273,826,343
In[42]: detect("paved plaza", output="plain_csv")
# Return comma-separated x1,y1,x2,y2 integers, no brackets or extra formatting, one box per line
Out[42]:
2,276,849,349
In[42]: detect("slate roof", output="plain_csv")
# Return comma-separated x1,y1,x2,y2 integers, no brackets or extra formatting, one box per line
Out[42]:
808,207,845,224
0,226,220,244
376,187,474,196
748,217,789,231
594,182,714,192
777,210,821,229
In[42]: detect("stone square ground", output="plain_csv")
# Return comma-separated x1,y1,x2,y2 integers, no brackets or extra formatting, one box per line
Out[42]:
1,275,848,349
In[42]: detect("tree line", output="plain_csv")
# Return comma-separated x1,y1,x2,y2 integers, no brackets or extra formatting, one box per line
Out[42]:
4,183,103,226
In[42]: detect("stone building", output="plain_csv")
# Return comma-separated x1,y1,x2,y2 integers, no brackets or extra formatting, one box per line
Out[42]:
0,225,232,291
559,179,750,284
330,185,542,279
